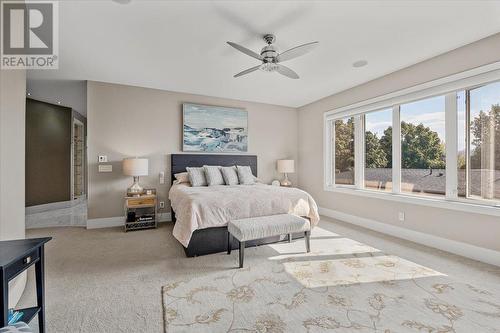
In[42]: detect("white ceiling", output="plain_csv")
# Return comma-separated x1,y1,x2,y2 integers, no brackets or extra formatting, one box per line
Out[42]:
27,0,500,108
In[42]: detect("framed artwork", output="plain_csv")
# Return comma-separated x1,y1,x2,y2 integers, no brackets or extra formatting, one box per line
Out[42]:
183,103,248,152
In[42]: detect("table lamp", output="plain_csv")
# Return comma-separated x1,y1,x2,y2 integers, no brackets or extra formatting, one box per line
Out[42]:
123,158,148,194
277,159,294,187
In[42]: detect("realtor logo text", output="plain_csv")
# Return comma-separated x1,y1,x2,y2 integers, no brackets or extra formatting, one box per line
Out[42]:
1,0,58,69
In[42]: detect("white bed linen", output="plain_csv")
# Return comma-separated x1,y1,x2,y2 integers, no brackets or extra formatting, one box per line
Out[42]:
169,183,320,247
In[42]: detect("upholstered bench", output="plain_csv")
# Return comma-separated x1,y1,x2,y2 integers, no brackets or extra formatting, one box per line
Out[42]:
227,214,311,268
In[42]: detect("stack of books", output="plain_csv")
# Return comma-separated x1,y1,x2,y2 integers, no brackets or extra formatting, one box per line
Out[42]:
7,308,24,325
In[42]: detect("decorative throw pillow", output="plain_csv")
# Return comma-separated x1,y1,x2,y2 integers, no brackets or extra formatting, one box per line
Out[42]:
174,172,190,184
221,166,239,185
186,167,207,187
204,165,225,186
236,165,256,185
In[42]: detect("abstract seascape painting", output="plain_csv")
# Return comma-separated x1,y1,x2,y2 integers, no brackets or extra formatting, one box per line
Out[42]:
183,103,248,152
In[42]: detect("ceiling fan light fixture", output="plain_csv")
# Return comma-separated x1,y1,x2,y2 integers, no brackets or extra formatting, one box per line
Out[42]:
227,34,318,79
261,45,278,63
260,62,279,72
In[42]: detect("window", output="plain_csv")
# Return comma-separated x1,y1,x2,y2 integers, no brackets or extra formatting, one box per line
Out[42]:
324,65,500,211
334,117,355,185
457,90,467,197
364,109,392,191
466,82,500,202
400,96,446,196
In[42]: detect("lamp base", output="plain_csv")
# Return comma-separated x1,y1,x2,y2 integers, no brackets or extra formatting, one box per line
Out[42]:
128,176,144,195
280,173,292,187
280,180,292,187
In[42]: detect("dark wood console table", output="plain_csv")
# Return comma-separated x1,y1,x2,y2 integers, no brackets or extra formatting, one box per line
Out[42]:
0,237,51,332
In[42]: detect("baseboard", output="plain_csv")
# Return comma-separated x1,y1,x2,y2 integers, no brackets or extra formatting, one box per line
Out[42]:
319,207,500,267
86,212,172,229
86,216,123,229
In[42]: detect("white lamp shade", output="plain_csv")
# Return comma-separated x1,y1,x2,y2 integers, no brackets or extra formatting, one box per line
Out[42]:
277,159,295,173
123,158,149,176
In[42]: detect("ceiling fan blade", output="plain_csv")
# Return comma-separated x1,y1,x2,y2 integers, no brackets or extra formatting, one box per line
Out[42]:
276,64,299,79
234,65,261,78
227,42,262,61
277,41,318,63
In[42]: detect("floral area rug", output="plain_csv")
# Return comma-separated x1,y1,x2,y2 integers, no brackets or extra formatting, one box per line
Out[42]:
162,229,500,332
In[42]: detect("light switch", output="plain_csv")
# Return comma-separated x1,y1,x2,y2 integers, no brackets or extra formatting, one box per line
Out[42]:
98,164,112,173
398,212,405,222
159,171,165,184
98,155,108,163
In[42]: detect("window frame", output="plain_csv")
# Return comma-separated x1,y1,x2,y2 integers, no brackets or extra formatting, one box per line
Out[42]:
324,62,500,216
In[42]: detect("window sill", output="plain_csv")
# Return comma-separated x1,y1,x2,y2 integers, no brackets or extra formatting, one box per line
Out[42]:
324,185,500,218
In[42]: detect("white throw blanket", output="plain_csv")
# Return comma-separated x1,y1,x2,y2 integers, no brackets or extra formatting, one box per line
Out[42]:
169,184,320,247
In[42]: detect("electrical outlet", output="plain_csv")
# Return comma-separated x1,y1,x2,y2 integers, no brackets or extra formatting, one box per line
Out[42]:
98,155,108,163
159,201,165,209
398,212,405,222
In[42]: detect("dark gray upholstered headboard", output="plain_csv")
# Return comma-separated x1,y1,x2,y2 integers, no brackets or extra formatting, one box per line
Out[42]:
170,154,257,184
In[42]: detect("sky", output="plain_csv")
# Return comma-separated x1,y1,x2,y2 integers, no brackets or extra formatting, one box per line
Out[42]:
364,84,499,152
469,81,500,118
365,108,392,138
365,95,446,142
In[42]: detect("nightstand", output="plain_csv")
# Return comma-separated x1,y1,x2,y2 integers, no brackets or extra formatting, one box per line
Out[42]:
1,238,51,332
124,192,157,232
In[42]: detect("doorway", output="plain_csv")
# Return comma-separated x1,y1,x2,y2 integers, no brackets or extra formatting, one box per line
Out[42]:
73,118,85,199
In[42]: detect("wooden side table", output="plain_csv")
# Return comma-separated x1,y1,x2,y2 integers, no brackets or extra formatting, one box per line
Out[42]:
124,192,157,232
0,237,51,332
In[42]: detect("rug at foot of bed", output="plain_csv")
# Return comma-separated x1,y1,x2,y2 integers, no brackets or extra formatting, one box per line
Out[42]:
162,239,500,333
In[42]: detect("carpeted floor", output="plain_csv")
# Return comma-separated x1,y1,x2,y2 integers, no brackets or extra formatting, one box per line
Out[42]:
162,231,500,332
18,216,500,333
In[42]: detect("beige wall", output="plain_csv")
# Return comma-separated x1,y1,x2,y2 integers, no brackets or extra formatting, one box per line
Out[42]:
0,69,27,306
87,81,298,220
298,33,500,252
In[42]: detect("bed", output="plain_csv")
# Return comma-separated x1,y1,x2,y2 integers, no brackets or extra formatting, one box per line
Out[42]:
169,154,320,257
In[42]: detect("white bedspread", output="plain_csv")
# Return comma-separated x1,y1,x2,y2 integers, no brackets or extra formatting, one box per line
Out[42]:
169,184,320,247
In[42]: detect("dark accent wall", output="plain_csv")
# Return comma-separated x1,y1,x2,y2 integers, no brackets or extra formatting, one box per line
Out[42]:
26,98,72,206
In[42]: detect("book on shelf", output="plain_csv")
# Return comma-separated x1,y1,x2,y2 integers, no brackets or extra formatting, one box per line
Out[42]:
8,309,24,325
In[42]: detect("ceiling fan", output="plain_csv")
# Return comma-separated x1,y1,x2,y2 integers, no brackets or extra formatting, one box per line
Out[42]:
227,34,318,79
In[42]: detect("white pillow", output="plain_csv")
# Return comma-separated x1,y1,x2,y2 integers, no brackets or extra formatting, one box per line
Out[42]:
186,167,207,187
236,165,256,185
204,165,225,186
221,166,239,185
174,172,190,184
